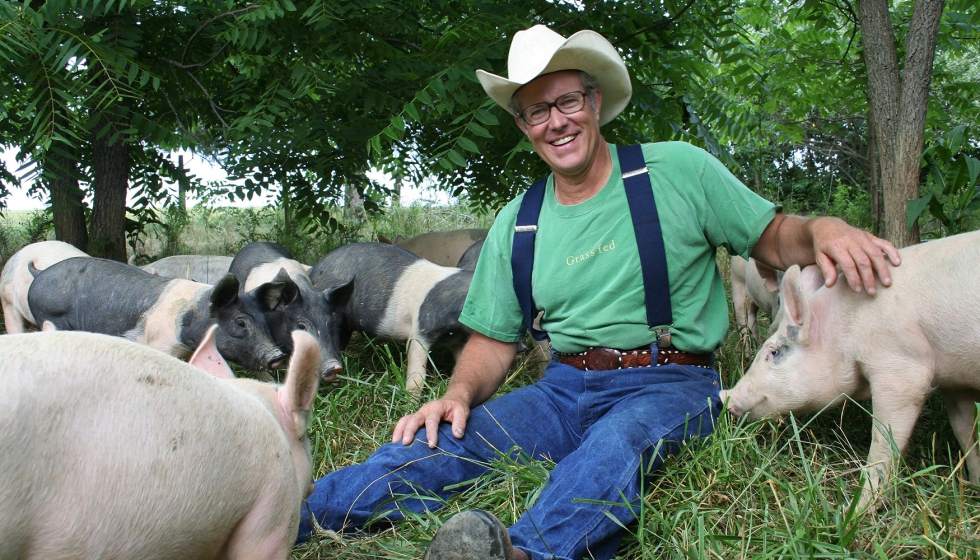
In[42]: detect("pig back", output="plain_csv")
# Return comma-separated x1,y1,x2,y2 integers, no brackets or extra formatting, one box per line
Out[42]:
819,230,980,386
0,332,302,560
308,242,421,323
873,231,980,379
27,257,177,336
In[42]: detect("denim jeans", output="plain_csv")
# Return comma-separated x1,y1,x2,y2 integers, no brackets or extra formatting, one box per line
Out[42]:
298,358,722,560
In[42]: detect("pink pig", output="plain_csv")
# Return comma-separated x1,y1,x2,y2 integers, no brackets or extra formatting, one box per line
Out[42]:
0,327,321,559
721,229,980,509
1,240,88,333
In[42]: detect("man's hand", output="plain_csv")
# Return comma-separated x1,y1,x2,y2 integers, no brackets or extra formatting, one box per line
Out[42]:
392,397,471,449
806,217,901,295
753,214,902,295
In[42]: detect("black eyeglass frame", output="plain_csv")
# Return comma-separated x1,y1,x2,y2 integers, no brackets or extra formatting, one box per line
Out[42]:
517,91,589,126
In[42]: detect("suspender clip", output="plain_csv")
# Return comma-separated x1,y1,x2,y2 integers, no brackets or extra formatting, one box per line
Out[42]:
622,167,649,180
515,225,538,233
654,326,673,348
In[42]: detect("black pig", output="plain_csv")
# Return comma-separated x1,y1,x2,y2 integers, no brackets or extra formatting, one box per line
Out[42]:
230,242,352,382
27,257,288,374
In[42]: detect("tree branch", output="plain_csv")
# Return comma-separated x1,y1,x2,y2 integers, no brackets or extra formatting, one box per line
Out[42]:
613,0,698,46
182,5,262,65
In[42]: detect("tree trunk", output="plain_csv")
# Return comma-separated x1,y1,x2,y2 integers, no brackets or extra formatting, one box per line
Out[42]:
857,0,944,248
866,107,883,237
88,104,131,261
46,145,89,250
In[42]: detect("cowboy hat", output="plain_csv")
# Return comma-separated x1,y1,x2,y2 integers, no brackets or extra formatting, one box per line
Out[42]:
476,25,631,126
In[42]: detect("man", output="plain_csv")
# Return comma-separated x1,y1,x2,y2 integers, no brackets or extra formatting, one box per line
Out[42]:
299,25,899,560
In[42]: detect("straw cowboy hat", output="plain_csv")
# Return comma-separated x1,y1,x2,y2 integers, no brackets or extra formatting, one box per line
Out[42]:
476,25,632,126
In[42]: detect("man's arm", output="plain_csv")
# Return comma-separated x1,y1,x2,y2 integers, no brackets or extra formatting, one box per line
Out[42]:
391,331,518,448
751,213,901,295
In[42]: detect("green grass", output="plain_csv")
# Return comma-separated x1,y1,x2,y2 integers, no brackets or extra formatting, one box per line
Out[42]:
1,204,978,559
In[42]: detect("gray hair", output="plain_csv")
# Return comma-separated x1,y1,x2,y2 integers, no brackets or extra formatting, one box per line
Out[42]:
510,70,600,117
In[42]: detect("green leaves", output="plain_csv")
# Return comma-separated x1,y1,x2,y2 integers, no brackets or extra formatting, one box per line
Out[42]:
907,125,980,235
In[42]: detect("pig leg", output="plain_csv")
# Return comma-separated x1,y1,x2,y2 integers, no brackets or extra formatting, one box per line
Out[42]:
223,506,294,560
940,388,980,484
730,276,758,340
405,337,430,396
861,378,931,509
2,301,28,334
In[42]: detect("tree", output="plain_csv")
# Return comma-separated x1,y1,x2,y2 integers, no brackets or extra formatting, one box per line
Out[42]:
858,0,945,248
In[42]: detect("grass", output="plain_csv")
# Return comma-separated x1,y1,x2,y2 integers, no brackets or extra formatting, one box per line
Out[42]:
1,203,978,559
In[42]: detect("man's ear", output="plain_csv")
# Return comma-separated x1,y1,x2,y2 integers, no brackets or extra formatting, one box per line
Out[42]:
591,88,603,118
515,114,528,133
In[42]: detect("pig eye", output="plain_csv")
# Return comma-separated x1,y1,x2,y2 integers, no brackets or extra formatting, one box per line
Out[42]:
235,318,247,329
296,322,309,331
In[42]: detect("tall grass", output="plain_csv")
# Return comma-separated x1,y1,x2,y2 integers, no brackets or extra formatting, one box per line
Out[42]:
1,204,976,559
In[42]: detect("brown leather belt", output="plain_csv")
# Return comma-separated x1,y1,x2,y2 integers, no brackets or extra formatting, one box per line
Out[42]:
554,345,713,371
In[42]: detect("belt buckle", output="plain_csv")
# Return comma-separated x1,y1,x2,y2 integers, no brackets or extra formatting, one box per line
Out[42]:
585,347,621,371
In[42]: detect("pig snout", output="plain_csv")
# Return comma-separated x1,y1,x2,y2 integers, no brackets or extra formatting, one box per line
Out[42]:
718,389,749,418
267,351,290,370
718,386,776,421
320,362,343,383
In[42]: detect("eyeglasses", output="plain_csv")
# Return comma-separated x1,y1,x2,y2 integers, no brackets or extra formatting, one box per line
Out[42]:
517,91,588,126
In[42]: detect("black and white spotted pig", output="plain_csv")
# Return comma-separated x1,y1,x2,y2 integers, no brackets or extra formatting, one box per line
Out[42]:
27,256,288,373
308,242,473,395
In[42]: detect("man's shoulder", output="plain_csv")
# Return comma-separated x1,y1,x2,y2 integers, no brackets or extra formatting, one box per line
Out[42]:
640,140,712,163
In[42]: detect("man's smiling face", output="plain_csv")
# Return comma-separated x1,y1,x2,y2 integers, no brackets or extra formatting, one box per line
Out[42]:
514,70,604,183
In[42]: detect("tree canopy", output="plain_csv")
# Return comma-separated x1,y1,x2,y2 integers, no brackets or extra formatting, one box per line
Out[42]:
1,0,978,254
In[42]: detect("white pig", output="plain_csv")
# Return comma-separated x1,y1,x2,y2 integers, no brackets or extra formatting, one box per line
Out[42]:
730,255,782,339
1,240,88,333
0,327,321,560
721,229,980,509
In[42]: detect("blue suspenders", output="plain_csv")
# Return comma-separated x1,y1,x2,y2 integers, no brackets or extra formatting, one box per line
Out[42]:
511,143,674,346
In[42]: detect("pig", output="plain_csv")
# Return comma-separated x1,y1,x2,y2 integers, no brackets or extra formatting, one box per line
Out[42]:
721,229,980,509
0,327,321,560
380,228,488,267
729,255,782,340
1,240,88,333
141,254,234,284
456,238,485,271
229,242,353,382
308,242,473,395
27,256,289,373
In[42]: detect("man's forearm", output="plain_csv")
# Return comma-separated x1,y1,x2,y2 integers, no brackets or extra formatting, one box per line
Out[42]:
751,213,819,271
444,332,517,408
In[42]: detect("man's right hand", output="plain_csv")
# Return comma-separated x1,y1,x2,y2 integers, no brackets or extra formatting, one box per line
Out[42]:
391,397,471,449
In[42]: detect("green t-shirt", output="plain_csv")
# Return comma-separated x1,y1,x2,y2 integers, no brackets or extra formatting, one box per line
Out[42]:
459,141,776,354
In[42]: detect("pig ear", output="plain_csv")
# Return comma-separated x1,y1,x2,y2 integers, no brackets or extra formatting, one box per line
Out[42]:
799,264,826,295
280,330,322,439
271,268,300,306
210,274,241,309
255,278,297,312
377,234,392,244
325,278,354,308
779,265,813,345
189,324,235,379
394,235,406,244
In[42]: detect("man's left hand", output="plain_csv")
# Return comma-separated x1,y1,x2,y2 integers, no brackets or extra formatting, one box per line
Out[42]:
806,217,900,295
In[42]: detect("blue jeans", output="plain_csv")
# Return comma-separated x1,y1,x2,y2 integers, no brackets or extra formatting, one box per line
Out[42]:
299,359,721,560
